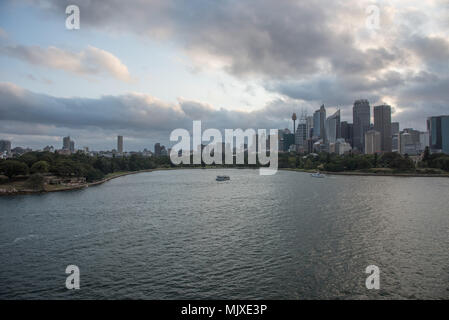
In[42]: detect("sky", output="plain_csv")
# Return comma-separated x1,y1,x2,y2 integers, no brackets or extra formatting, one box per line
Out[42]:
0,0,448,151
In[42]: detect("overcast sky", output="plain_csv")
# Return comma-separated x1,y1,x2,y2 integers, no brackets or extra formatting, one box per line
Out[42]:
1,0,448,151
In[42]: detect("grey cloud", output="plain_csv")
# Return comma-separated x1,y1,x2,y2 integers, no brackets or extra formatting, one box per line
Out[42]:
0,83,308,149
0,45,132,81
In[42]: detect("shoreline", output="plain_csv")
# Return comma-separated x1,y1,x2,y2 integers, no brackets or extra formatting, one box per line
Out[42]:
1,166,448,196
281,168,449,177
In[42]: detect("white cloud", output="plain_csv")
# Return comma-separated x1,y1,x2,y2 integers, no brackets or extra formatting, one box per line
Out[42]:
1,45,132,82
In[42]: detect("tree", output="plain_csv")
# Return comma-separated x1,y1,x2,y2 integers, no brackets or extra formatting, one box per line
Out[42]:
31,160,50,174
0,160,29,179
25,173,45,191
423,146,430,162
84,167,104,182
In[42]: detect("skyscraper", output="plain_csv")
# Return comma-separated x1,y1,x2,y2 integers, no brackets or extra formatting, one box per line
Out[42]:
154,143,162,156
295,122,307,148
63,136,71,150
70,140,75,153
325,109,341,144
427,115,449,154
0,140,11,154
313,105,326,139
374,104,392,152
365,130,381,154
306,116,314,139
353,99,371,152
340,121,353,144
391,122,400,152
117,135,123,153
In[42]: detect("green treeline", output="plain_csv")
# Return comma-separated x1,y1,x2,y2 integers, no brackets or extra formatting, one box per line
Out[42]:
1,147,449,184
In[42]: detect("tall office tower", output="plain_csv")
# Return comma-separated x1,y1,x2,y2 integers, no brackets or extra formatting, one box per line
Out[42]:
325,109,341,144
365,130,381,154
352,99,371,152
154,143,162,156
295,123,308,148
117,136,123,153
374,104,392,152
312,105,326,139
63,136,71,150
0,140,12,153
70,140,75,153
391,122,400,152
340,121,353,143
306,116,314,139
427,115,449,154
399,128,421,155
313,110,321,138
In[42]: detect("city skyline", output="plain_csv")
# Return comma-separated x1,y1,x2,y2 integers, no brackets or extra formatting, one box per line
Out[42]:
1,1,449,150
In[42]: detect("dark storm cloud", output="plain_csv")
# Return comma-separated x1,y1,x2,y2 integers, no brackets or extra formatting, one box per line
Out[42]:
7,0,449,135
0,83,305,142
27,0,398,78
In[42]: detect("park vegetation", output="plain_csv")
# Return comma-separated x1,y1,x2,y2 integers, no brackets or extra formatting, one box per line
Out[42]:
1,147,449,191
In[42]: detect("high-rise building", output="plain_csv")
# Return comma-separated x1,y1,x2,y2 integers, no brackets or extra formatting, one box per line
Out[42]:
353,99,371,152
427,115,449,154
340,121,353,144
63,136,71,150
419,131,429,152
0,140,11,154
117,136,123,153
399,128,421,155
154,143,162,156
374,104,392,152
312,105,326,139
306,116,314,139
70,140,75,153
365,130,381,154
325,109,341,144
391,122,400,152
295,123,307,148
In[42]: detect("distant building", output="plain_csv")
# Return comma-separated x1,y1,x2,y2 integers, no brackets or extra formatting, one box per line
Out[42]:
325,109,341,144
313,105,326,139
295,122,307,149
419,131,429,152
154,143,161,156
340,121,353,144
399,128,421,155
62,136,75,153
391,122,400,152
43,145,54,152
63,136,71,150
374,104,392,152
427,115,449,154
282,132,295,152
353,99,371,153
306,116,314,139
117,136,123,154
0,140,11,154
335,138,352,155
365,130,381,154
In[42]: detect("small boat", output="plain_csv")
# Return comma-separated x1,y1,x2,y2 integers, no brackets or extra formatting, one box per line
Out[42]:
216,175,230,181
310,172,325,178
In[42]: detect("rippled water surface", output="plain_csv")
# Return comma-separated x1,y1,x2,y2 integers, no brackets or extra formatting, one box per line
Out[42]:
0,169,448,299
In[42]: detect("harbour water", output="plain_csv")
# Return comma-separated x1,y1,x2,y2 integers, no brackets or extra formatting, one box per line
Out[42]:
0,169,448,299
